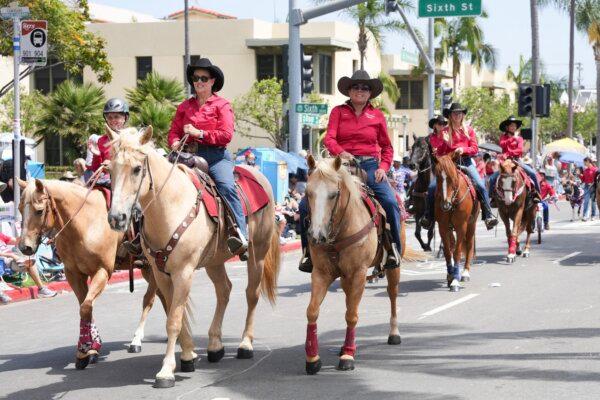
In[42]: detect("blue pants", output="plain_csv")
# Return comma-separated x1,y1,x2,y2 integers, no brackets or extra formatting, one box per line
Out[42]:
488,162,540,199
197,147,247,238
583,183,597,219
541,201,549,224
299,158,402,251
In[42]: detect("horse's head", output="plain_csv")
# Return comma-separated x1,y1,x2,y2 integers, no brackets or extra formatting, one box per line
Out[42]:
434,155,459,213
305,155,359,244
497,159,520,206
106,125,154,231
17,178,51,255
410,136,432,170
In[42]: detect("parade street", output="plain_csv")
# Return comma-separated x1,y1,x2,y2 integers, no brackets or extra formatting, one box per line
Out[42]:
1,202,600,400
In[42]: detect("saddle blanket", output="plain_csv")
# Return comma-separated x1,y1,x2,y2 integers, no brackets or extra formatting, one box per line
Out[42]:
457,170,477,201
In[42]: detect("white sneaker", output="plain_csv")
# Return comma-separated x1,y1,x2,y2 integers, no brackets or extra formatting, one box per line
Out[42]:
38,287,57,298
0,291,11,304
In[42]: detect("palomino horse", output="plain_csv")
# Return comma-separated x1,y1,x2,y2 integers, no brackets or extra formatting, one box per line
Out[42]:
17,178,164,369
494,159,536,262
303,156,401,375
105,126,280,388
433,155,479,292
409,136,435,251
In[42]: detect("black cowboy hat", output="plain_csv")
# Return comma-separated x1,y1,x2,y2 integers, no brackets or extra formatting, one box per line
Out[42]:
337,70,383,99
428,115,448,129
186,58,224,92
442,102,468,118
499,115,523,132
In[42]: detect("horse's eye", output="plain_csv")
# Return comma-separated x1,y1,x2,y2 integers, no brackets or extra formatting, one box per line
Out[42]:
328,192,337,200
133,166,142,175
35,209,43,216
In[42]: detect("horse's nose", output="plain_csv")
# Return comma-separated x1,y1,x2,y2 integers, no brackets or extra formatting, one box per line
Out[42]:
108,212,128,230
19,243,34,256
442,202,452,212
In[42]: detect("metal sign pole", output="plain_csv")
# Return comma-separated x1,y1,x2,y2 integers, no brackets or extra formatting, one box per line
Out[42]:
427,17,435,120
12,15,21,228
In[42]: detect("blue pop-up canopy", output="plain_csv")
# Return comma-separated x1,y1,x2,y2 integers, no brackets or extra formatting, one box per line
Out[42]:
236,147,308,173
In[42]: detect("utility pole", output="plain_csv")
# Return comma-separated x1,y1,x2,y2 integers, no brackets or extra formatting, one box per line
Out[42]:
566,0,575,138
576,62,583,89
428,17,435,120
530,0,540,161
184,0,190,97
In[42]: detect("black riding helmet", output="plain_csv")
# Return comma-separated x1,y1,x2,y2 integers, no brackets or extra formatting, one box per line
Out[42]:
103,98,130,122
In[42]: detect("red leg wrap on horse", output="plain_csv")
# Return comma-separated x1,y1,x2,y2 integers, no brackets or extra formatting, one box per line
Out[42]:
508,237,517,254
341,326,356,357
90,322,102,351
305,323,319,358
77,319,93,354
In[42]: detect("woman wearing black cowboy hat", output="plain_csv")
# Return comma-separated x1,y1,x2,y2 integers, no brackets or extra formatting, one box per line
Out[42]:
297,70,401,272
488,115,541,202
167,58,248,259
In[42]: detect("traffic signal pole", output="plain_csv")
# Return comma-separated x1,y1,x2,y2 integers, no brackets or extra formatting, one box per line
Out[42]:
428,17,435,120
12,15,21,226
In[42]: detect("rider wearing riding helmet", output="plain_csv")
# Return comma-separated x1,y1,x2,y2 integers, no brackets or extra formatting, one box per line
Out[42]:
297,70,401,273
488,115,541,203
424,103,498,230
167,58,248,259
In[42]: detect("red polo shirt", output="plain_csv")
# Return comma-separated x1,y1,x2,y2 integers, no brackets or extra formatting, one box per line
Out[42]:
499,133,523,158
168,94,234,148
91,135,111,172
582,166,598,184
324,102,393,171
429,126,479,157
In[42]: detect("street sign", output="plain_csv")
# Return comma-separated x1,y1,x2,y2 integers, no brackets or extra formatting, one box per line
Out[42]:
21,20,47,66
301,114,320,126
0,6,29,20
418,0,482,18
401,49,419,65
295,103,328,115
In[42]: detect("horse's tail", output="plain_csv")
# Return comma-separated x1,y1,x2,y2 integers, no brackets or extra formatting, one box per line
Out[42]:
261,222,281,305
402,245,429,262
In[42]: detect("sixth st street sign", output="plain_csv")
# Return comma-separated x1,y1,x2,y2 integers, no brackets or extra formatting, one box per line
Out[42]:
418,0,482,18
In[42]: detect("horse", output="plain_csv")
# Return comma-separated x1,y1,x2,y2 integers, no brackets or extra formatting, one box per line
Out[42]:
409,136,435,251
433,155,479,292
105,126,280,388
303,155,401,375
494,159,536,262
17,178,165,369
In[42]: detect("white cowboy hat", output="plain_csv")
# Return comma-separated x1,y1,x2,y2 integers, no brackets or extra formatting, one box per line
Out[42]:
393,155,402,163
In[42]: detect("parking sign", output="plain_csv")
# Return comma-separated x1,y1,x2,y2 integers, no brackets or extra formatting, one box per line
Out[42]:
21,20,47,66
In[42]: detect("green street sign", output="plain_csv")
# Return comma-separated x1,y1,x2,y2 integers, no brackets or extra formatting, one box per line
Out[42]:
401,49,419,65
301,114,320,126
418,0,482,18
295,103,328,115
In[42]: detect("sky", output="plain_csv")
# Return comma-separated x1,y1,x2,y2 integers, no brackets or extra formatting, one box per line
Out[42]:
90,0,596,89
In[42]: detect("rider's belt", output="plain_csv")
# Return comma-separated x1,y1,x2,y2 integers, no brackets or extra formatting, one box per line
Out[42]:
354,155,376,162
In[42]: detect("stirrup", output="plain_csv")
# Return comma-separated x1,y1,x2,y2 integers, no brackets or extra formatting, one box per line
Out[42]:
383,243,400,269
227,229,248,261
122,240,142,256
484,217,498,230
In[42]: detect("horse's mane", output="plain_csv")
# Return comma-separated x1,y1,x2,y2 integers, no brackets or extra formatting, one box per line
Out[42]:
434,155,458,186
111,127,156,165
311,158,361,203
499,158,516,174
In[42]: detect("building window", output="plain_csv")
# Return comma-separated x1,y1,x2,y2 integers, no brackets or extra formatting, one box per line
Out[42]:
44,133,80,166
136,56,152,81
395,80,423,109
33,61,82,94
318,54,332,94
256,54,283,81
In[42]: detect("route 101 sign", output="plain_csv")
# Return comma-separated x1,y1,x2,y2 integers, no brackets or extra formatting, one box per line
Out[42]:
21,20,47,66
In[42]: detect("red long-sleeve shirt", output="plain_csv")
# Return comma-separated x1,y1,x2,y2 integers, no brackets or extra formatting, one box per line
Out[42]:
429,126,479,157
540,180,556,199
90,135,111,172
499,133,524,158
324,102,393,171
582,166,598,184
167,94,234,148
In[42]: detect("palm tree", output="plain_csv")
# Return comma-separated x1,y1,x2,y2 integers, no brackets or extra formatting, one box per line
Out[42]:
128,101,176,150
506,55,534,85
125,72,185,112
574,0,600,157
435,13,497,93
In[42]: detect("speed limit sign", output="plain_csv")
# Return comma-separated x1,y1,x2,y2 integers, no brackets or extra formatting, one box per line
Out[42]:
21,20,47,66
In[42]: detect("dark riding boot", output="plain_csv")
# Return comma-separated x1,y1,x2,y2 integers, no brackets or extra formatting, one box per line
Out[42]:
298,248,313,273
478,194,498,230
532,190,542,203
123,234,143,257
383,242,400,269
227,227,248,261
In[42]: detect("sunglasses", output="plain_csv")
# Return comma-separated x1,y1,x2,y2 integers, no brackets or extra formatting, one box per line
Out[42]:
192,75,211,83
350,84,371,92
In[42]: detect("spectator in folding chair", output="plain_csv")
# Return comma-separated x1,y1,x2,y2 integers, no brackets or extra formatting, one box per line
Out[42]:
0,232,56,298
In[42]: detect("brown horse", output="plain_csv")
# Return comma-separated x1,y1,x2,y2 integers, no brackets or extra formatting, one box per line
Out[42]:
433,155,479,292
105,126,280,388
494,159,536,263
17,178,165,369
303,156,401,375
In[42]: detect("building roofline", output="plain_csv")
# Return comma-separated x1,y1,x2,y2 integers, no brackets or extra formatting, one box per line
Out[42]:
167,6,236,19
246,37,354,51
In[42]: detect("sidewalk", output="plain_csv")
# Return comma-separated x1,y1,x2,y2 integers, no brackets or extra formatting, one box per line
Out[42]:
2,240,301,304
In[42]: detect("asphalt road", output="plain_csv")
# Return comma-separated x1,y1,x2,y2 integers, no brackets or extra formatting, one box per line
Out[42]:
1,201,600,400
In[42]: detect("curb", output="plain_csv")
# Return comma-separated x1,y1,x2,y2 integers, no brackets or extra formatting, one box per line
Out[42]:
3,240,301,304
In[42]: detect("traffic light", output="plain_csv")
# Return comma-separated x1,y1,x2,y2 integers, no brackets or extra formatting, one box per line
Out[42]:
518,84,534,117
536,84,551,117
441,87,453,111
385,0,398,15
300,44,314,96
281,45,289,102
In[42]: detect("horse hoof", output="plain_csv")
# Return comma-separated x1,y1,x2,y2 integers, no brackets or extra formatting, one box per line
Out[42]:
387,335,402,345
207,347,225,363
523,252,530,258
516,249,522,256
423,245,432,252
337,358,355,371
75,356,90,370
306,359,322,375
180,357,196,372
450,285,460,292
127,344,142,353
461,276,470,282
154,377,175,389
237,348,254,359
88,354,99,364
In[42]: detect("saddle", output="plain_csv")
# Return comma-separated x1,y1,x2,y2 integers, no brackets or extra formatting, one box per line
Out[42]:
455,166,477,201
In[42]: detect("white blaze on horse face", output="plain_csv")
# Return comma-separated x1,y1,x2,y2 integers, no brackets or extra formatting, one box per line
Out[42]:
441,171,448,202
309,180,332,241
110,160,137,221
502,176,513,205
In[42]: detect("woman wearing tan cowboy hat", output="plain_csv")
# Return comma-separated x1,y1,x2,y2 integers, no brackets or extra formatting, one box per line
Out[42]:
297,70,400,272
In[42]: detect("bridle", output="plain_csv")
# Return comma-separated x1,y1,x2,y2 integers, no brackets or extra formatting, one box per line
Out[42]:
309,181,352,246
439,169,470,212
495,163,525,204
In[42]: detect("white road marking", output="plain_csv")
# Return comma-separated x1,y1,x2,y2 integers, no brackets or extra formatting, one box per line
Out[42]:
552,251,581,264
418,294,480,320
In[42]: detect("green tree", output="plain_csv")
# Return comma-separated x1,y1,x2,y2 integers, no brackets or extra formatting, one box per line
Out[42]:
0,87,44,136
34,81,105,156
0,0,112,97
125,72,185,112
435,13,497,93
128,101,174,150
457,87,516,140
506,55,533,85
233,78,285,149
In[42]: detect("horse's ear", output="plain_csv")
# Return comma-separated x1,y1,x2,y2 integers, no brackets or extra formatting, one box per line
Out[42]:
413,133,417,141
333,156,342,171
104,123,118,141
307,154,316,170
34,178,44,193
17,178,27,189
140,125,153,144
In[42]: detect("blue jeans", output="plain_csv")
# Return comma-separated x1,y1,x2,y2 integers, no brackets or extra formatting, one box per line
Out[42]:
299,159,402,251
488,162,540,199
582,183,597,219
197,147,247,238
541,201,549,224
